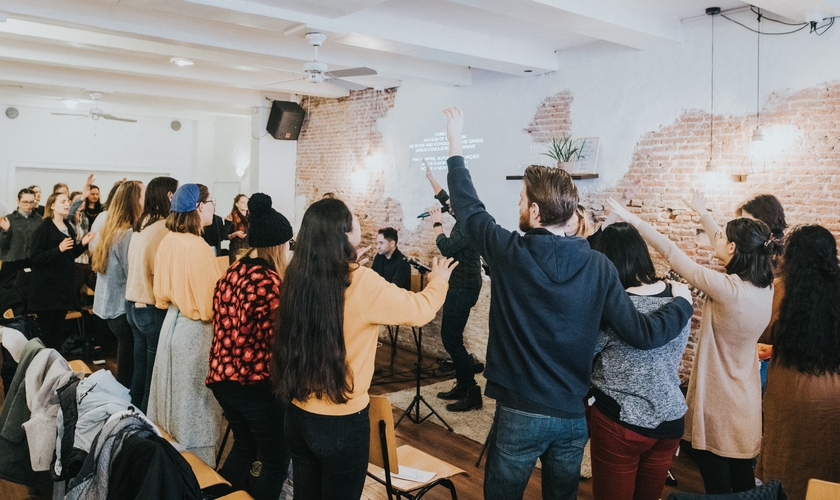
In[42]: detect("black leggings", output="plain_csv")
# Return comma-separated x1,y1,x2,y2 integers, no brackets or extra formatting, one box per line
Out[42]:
694,449,755,494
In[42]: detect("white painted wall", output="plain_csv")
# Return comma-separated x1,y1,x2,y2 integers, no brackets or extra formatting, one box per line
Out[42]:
0,103,251,216
374,10,840,231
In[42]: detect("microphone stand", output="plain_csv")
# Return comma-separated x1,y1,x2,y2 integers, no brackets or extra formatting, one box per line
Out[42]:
395,260,453,431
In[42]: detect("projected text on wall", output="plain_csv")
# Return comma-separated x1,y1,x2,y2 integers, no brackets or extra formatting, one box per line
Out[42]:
409,132,483,170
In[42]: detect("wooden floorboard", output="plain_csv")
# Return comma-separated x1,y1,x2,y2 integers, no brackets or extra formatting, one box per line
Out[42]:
1,333,706,499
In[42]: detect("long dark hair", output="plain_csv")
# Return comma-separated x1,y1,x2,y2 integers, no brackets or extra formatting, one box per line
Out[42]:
772,225,840,375
724,218,777,288
273,198,357,404
134,176,178,232
229,194,249,231
595,222,658,288
736,194,787,240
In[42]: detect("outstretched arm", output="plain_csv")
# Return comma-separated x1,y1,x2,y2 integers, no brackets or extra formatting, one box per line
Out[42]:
602,179,641,230
683,189,722,247
423,160,444,195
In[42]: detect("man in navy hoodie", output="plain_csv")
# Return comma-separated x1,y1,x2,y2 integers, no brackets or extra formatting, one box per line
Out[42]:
441,108,695,500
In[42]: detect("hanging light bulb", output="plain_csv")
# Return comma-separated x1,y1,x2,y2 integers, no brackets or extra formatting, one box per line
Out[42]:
702,8,730,201
736,8,775,181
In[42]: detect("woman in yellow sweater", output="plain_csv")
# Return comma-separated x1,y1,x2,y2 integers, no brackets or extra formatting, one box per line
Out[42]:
148,183,225,466
273,198,456,500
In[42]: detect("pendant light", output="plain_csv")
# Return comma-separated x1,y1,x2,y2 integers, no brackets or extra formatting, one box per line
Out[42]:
706,7,720,173
738,9,775,180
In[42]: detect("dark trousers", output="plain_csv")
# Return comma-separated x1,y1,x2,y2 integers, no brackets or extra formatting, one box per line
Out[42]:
694,449,756,494
210,382,291,500
589,405,680,500
105,314,134,389
125,302,167,413
35,309,67,350
440,287,480,387
285,403,370,500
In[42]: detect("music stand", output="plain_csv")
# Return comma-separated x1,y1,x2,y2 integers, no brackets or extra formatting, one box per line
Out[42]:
395,260,453,431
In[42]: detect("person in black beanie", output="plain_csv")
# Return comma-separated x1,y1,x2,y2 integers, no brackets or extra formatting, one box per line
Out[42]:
207,192,293,500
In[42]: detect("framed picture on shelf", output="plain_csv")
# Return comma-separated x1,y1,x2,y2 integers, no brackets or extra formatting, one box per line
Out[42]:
573,137,600,174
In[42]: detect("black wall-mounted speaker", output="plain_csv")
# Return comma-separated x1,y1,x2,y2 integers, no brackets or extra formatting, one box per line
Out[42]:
266,100,306,140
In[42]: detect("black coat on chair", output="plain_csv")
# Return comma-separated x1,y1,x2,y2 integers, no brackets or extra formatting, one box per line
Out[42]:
27,220,87,313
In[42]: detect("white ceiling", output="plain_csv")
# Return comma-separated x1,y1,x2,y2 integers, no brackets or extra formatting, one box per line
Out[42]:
1,0,837,116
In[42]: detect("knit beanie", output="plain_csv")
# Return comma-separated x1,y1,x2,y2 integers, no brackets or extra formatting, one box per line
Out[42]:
170,184,200,213
248,193,293,248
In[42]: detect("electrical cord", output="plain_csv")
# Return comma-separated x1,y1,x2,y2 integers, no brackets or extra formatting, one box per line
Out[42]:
721,6,835,36
722,13,810,35
749,5,807,27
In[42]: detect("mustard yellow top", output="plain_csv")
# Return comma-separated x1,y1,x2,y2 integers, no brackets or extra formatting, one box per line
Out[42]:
294,265,449,416
126,220,169,305
153,232,223,322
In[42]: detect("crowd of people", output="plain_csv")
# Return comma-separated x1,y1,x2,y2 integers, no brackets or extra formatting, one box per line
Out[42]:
0,107,838,500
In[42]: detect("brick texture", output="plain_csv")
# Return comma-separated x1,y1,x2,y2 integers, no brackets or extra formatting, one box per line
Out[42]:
295,81,840,383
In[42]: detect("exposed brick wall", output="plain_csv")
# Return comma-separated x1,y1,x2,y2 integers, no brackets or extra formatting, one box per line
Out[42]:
523,91,573,143
295,81,840,382
295,88,489,360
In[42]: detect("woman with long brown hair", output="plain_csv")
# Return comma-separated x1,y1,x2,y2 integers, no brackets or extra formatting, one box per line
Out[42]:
273,198,456,499
90,180,144,388
148,183,224,466
28,192,95,349
225,193,249,262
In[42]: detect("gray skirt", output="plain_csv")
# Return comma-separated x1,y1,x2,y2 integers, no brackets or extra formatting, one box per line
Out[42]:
147,305,222,466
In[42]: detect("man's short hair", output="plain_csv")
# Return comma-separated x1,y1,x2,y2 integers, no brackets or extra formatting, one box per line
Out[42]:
18,188,35,200
378,227,399,244
523,165,579,227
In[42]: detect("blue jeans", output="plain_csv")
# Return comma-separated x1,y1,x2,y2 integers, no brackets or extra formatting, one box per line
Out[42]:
440,287,481,386
485,405,589,500
210,382,290,500
285,404,369,500
125,301,167,413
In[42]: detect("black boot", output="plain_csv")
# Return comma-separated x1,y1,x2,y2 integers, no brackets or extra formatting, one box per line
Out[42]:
437,382,471,400
446,385,482,412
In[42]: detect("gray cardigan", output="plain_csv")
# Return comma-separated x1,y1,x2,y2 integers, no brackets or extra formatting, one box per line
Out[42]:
592,292,691,429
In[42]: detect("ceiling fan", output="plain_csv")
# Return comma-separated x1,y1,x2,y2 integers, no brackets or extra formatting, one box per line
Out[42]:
263,32,377,91
51,92,137,123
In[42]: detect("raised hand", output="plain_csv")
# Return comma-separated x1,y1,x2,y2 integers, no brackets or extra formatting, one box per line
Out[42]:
81,231,96,246
355,245,371,267
428,257,459,282
423,159,434,179
0,216,9,232
606,198,641,226
684,188,708,214
82,174,96,199
429,207,443,225
443,107,464,157
622,178,642,201
58,237,74,252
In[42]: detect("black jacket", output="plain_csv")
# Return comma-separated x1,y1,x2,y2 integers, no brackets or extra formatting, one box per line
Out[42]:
446,155,694,417
0,210,43,262
28,220,87,312
371,248,411,290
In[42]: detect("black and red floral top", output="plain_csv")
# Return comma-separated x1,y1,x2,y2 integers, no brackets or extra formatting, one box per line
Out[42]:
207,257,281,385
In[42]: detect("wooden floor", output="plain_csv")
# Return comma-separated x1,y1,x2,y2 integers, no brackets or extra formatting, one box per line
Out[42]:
0,330,707,499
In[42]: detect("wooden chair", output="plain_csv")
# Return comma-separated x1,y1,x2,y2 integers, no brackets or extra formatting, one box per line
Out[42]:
805,478,840,500
366,395,466,500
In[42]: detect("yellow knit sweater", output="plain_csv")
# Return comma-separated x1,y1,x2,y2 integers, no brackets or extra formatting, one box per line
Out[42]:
153,232,223,322
294,265,449,416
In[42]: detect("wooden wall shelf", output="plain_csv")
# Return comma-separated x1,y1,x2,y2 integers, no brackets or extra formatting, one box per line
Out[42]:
505,173,599,181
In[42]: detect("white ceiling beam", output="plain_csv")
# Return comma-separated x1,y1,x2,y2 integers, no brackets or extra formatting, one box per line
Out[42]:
185,0,556,74
748,0,840,22
451,0,683,50
2,0,471,86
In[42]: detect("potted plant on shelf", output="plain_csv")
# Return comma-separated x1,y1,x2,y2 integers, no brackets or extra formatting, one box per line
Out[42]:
542,136,586,172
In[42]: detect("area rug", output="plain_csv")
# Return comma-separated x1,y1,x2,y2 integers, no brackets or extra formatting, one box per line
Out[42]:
382,374,591,478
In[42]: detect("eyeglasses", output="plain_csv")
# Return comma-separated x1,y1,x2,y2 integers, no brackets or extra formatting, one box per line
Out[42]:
199,198,216,207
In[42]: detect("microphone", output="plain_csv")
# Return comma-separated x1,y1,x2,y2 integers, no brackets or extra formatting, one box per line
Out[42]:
406,258,432,273
417,205,450,219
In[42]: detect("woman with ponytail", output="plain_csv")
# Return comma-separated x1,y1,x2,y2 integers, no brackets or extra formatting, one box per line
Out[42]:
272,198,456,500
608,189,777,495
757,225,840,500
90,180,144,388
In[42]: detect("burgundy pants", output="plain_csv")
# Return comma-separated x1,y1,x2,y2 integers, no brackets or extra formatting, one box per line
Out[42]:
589,405,680,500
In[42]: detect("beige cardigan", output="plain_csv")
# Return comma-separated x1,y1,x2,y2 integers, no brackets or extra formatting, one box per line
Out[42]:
637,213,773,458
153,232,223,322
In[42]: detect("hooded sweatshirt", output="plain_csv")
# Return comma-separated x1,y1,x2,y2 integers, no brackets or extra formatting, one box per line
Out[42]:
446,155,694,418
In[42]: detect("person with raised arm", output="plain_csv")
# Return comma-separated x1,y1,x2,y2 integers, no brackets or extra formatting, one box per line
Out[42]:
442,107,694,500
607,189,776,495
423,159,484,412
